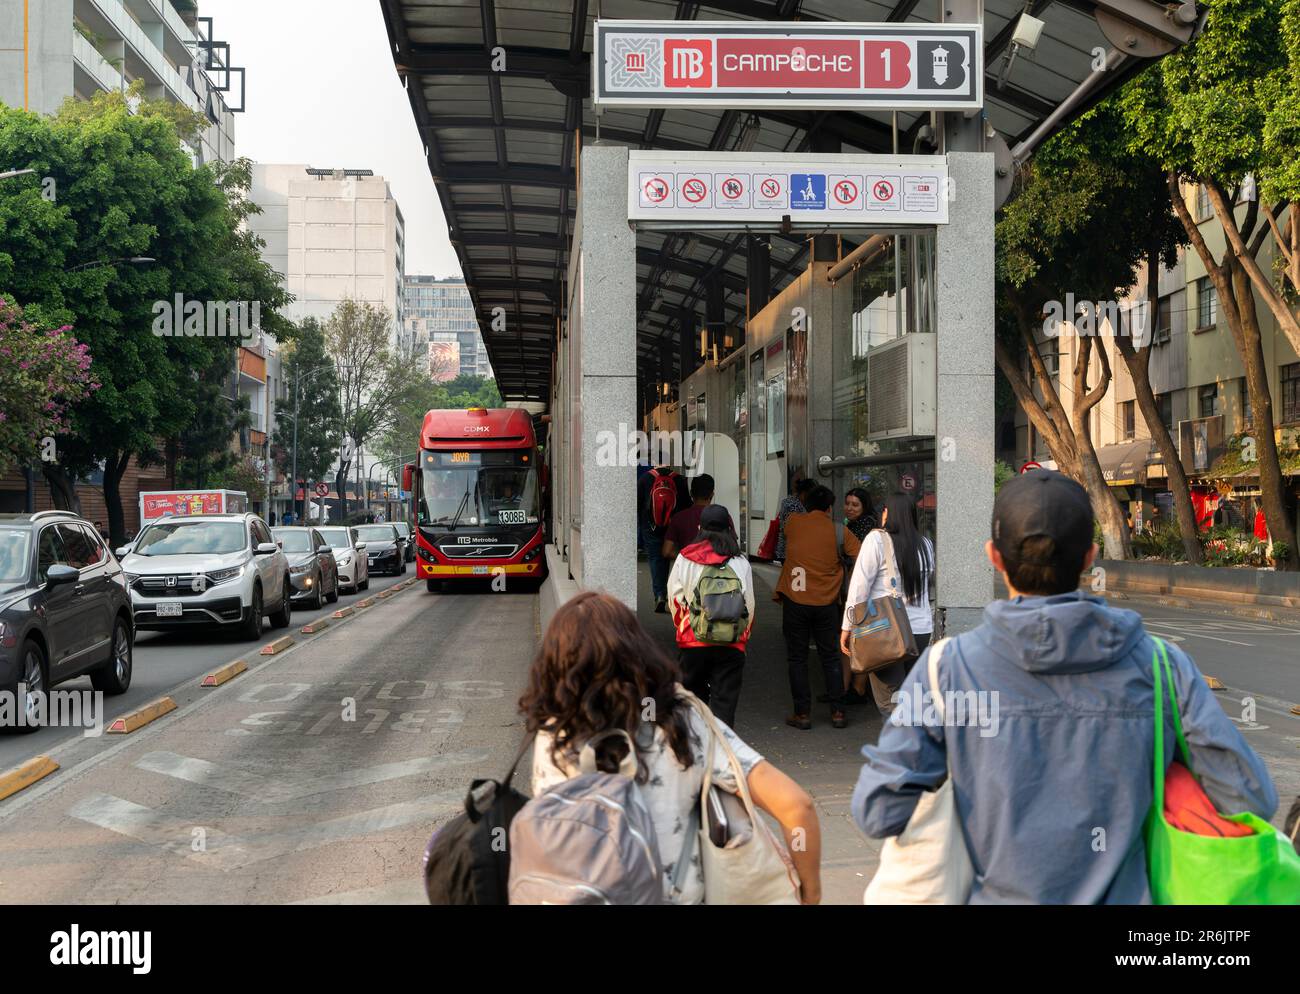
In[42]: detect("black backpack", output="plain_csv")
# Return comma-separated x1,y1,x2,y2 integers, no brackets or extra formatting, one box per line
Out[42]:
423,736,532,904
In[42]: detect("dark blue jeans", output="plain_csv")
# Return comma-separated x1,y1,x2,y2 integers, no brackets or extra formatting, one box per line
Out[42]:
641,522,669,601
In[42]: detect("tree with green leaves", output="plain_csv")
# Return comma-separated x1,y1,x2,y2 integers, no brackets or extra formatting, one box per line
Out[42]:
374,375,450,476
0,83,291,545
1120,0,1300,569
272,317,341,517
442,374,502,410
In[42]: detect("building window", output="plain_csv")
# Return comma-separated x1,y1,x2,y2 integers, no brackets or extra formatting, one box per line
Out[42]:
1198,383,1219,419
1196,184,1213,221
1195,277,1217,330
1282,362,1300,424
1153,295,1172,345
1121,400,1135,440
1239,378,1253,428
1157,392,1174,432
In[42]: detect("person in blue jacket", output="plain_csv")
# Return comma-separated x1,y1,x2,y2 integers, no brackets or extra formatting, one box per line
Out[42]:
851,469,1278,904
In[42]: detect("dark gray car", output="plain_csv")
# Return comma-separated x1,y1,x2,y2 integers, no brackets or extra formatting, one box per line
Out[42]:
0,511,134,733
354,524,407,576
272,526,339,610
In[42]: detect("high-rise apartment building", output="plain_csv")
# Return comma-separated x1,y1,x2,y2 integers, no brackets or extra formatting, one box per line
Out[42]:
403,275,492,380
0,0,242,165
250,164,407,353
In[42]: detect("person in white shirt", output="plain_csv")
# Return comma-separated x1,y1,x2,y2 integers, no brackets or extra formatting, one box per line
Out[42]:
839,493,935,716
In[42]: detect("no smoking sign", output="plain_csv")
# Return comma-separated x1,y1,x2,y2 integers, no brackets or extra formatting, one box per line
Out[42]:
676,172,712,208
828,174,863,211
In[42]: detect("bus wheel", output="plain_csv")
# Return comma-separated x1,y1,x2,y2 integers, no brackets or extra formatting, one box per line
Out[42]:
426,579,441,593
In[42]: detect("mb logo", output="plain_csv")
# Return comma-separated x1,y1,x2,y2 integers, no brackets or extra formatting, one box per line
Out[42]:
665,39,712,87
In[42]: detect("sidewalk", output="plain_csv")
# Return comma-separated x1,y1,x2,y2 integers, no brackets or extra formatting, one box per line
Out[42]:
638,560,881,905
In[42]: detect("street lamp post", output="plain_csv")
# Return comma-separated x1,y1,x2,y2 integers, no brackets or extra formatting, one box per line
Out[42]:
66,256,155,273
290,362,331,525
0,168,36,181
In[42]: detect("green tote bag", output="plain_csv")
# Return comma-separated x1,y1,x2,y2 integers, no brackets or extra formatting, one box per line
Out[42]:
1144,638,1300,905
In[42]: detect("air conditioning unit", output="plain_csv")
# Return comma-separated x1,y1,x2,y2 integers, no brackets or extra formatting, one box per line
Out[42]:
866,334,937,441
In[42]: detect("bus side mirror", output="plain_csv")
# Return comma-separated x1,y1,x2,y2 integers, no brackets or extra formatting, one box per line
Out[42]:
402,463,415,491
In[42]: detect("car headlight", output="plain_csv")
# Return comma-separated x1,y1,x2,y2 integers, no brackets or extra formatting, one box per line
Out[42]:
336,553,352,566
123,572,140,584
207,564,245,585
289,563,312,575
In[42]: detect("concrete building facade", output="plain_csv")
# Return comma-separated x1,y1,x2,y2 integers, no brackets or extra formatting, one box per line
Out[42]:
402,275,493,380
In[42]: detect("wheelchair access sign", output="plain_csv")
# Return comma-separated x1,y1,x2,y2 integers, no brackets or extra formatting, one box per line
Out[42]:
630,151,949,225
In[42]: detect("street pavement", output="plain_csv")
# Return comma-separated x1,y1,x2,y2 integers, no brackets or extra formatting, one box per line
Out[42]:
0,573,537,904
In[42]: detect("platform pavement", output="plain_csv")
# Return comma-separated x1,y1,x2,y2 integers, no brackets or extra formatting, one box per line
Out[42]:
638,559,883,906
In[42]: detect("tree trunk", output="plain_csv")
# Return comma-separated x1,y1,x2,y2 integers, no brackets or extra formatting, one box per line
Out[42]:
1070,337,1131,560
102,450,132,549
40,463,79,511
1114,250,1204,564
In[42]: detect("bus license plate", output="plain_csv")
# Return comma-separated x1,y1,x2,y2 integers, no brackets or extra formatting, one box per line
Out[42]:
472,566,489,575
498,510,525,524
157,601,183,618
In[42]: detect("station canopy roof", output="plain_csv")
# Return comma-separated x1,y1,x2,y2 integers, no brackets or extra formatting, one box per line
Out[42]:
381,0,1193,403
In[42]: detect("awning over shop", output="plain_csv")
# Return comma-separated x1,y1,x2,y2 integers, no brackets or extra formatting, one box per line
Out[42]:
1097,438,1154,487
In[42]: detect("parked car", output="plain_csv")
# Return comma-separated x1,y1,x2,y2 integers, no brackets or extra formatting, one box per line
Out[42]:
272,526,339,610
118,513,291,639
354,524,407,576
0,511,134,733
392,521,415,563
316,526,370,594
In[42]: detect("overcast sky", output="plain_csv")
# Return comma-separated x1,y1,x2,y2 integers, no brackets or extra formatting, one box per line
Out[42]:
201,0,460,278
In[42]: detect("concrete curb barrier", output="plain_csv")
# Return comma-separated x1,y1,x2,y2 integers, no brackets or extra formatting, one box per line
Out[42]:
331,606,354,619
355,597,375,609
300,620,330,634
0,755,58,802
1092,559,1300,611
259,636,294,655
377,590,393,599
539,544,580,632
107,697,177,734
200,659,247,688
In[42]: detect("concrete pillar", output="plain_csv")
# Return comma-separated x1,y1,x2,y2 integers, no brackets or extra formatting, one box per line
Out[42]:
935,152,996,633
577,143,637,606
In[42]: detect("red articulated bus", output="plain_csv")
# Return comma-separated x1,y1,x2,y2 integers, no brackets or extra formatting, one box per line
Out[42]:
403,407,546,591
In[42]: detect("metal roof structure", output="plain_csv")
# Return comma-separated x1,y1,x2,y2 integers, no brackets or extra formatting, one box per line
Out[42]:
380,0,1197,402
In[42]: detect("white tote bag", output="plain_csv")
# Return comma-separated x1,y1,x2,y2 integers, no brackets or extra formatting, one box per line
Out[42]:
863,638,975,904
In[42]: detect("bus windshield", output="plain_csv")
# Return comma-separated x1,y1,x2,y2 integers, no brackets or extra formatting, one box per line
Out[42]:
419,449,540,528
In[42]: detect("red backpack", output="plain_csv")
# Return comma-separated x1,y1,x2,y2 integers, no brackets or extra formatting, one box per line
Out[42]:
647,469,679,529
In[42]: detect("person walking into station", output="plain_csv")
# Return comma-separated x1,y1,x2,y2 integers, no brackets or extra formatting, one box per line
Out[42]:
662,473,735,561
522,591,821,904
775,476,814,563
776,485,849,730
852,470,1279,903
666,504,755,728
638,463,690,613
840,493,935,716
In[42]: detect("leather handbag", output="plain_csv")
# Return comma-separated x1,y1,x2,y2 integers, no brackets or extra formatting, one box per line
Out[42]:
676,691,801,905
847,530,919,675
863,639,974,904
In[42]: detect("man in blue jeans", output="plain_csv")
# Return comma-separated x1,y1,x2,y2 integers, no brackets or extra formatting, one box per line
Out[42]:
637,464,689,612
852,469,1277,903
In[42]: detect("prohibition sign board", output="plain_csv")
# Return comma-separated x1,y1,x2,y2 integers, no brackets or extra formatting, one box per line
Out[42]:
643,176,669,203
872,179,894,202
761,177,781,199
720,176,745,200
833,178,859,204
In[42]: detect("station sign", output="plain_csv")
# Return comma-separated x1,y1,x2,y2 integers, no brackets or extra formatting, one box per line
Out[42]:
629,151,949,225
594,20,982,110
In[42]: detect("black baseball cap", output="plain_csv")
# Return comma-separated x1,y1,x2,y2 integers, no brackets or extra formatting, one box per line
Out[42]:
992,469,1094,569
700,504,731,531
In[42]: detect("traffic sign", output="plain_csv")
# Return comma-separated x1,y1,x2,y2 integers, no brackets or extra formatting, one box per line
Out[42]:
315,483,329,497
595,20,982,110
901,473,916,492
1020,461,1042,474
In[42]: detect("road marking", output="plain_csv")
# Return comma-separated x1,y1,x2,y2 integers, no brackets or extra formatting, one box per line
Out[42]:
132,748,490,801
69,790,461,871
1146,627,1252,647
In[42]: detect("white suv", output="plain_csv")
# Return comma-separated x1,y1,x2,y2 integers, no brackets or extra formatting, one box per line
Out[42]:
119,514,292,639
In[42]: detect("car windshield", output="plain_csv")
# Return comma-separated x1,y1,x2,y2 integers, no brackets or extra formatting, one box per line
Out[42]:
419,451,540,527
317,528,350,548
0,528,31,582
393,523,411,537
272,529,313,553
355,526,395,542
135,521,246,556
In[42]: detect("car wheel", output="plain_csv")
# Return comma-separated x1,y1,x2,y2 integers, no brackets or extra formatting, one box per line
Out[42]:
426,578,441,593
360,575,370,591
4,640,47,734
270,582,293,628
400,559,407,575
91,617,133,695
310,572,323,610
241,584,264,640
325,575,339,604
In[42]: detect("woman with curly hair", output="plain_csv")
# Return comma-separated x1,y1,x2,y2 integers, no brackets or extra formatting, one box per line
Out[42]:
520,591,822,905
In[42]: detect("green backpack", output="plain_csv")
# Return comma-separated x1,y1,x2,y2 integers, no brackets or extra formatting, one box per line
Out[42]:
688,562,747,644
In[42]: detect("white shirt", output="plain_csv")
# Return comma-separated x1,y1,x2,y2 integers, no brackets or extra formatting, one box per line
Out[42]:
531,708,764,905
841,529,934,635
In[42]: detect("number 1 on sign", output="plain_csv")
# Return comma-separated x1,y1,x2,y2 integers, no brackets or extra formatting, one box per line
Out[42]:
880,48,890,81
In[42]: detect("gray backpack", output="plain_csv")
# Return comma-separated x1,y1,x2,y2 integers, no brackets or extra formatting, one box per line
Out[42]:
508,730,664,905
